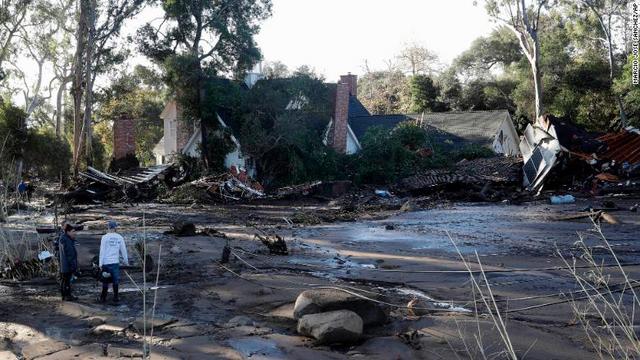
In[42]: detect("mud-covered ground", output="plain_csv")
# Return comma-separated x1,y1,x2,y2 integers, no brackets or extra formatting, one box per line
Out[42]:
1,195,640,359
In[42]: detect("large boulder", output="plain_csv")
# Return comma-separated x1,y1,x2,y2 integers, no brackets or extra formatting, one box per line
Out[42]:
297,310,363,344
293,288,388,326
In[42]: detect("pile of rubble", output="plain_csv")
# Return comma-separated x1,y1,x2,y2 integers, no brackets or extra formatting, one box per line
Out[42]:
393,156,523,201
521,115,640,195
162,173,265,204
58,166,173,204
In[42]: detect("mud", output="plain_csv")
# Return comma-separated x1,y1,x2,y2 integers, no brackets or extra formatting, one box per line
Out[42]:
1,196,640,359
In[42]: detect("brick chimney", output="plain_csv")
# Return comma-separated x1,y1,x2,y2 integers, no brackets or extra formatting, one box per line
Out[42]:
340,73,357,97
113,114,136,160
174,102,193,152
332,82,350,153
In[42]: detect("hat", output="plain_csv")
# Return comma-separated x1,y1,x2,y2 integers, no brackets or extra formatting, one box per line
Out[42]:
108,220,118,229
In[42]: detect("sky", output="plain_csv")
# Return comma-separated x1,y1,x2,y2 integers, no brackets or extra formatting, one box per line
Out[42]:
10,1,499,110
254,0,497,81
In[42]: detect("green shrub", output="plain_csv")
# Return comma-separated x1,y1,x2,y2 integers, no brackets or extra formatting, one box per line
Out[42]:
355,123,434,184
452,143,494,161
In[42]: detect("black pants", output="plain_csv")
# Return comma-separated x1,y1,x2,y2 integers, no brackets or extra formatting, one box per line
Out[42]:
60,272,72,298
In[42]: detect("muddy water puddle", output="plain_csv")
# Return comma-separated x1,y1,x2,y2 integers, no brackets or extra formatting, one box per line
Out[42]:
295,203,636,256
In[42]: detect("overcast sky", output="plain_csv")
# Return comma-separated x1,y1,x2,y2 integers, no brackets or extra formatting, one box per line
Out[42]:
254,0,497,81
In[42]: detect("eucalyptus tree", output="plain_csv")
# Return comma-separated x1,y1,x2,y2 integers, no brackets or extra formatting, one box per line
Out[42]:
481,0,550,120
0,0,31,80
569,0,629,126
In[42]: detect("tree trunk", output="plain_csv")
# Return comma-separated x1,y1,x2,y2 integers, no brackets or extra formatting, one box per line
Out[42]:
606,33,628,127
531,32,543,120
83,0,96,166
72,0,87,175
55,80,66,138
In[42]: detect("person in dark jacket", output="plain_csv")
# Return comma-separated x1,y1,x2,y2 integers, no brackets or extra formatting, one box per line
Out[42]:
59,223,79,301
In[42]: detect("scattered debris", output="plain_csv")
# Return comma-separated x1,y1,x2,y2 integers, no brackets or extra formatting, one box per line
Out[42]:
519,116,640,194
59,165,173,204
375,190,393,198
167,221,196,237
396,329,423,350
254,233,288,255
550,194,575,205
275,181,323,198
290,212,322,225
163,173,264,204
395,156,522,201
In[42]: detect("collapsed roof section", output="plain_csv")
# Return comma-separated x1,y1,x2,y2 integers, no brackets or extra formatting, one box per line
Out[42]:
597,127,640,165
520,115,640,192
520,116,562,192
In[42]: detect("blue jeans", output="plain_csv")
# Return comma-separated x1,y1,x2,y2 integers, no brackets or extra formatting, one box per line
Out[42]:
102,263,120,285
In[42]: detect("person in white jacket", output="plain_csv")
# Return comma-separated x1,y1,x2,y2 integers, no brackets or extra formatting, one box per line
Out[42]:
98,220,128,303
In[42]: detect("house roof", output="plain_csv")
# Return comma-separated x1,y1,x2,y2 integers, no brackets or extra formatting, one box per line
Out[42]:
349,96,370,118
597,128,640,164
348,114,410,140
347,110,513,148
407,110,511,146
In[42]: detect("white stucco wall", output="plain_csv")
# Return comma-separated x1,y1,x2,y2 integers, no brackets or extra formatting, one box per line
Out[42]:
162,101,178,157
492,117,521,156
346,130,360,155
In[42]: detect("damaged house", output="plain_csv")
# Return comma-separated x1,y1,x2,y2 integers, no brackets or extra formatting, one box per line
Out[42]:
152,71,521,179
520,114,640,192
152,99,253,174
152,74,264,176
324,74,521,156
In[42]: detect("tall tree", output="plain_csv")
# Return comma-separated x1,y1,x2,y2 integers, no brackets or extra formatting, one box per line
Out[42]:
482,0,549,120
0,0,31,80
263,60,289,79
358,70,411,115
138,0,272,167
409,75,440,113
71,0,144,174
0,0,75,121
397,43,440,76
571,0,628,127
452,26,523,80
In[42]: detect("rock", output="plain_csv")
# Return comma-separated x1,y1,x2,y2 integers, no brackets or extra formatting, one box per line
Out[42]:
293,288,388,326
0,337,11,351
385,224,395,230
0,351,18,360
297,310,363,344
21,340,70,360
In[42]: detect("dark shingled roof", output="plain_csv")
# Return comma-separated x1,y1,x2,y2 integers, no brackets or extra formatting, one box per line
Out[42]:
348,114,409,140
349,96,370,118
406,110,511,147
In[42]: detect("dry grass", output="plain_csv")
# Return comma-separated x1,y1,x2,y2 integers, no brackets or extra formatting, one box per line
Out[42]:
449,232,519,360
558,219,640,359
